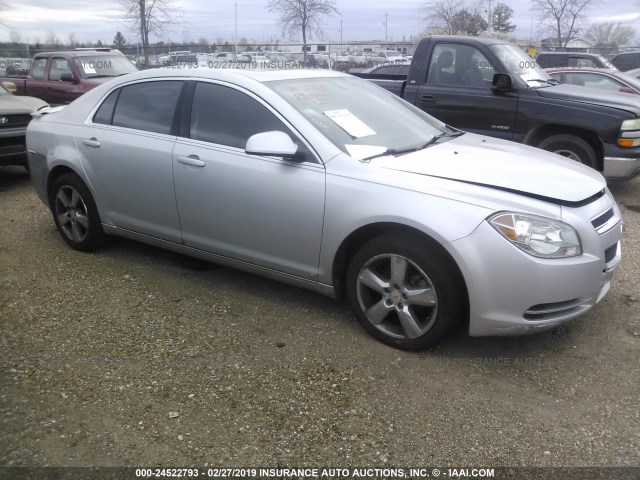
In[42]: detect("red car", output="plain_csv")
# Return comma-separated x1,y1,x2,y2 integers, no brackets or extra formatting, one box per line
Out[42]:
545,67,640,95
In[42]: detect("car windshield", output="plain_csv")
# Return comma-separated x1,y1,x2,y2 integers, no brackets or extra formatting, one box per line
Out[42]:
74,55,138,79
0,85,10,96
267,77,448,160
490,44,554,87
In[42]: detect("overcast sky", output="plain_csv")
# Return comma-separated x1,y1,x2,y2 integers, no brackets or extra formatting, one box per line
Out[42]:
1,0,640,46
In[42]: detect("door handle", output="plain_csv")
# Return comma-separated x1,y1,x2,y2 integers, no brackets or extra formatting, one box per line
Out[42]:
419,95,436,105
82,138,101,148
176,155,205,167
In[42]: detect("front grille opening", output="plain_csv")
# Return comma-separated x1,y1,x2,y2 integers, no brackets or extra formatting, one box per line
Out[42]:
604,243,618,264
524,298,588,321
591,208,614,230
0,114,31,129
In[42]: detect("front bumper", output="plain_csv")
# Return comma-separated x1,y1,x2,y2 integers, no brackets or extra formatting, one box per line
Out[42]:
603,156,640,180
445,195,623,337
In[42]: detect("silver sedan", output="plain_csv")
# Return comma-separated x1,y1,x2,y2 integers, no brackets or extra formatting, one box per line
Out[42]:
26,68,624,349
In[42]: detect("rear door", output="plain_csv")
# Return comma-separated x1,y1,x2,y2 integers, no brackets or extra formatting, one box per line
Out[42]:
76,80,184,242
414,42,518,139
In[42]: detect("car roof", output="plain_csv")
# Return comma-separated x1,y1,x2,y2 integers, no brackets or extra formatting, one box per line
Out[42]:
427,35,510,46
545,67,619,73
538,52,603,57
115,66,347,84
34,50,124,58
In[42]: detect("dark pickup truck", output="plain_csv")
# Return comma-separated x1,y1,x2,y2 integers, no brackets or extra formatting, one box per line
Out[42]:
356,36,640,180
0,49,137,106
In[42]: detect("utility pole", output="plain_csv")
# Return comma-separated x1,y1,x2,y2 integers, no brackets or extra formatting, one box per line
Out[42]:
340,18,343,46
487,0,492,32
234,2,238,59
383,12,388,43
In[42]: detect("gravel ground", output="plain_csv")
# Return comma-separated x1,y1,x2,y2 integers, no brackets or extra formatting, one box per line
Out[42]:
0,166,639,472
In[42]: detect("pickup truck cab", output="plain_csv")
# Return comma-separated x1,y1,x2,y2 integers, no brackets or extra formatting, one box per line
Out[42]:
1,49,137,106
358,36,640,180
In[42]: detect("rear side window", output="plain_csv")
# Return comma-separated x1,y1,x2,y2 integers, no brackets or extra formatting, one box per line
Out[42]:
112,81,183,135
190,82,291,149
93,90,120,125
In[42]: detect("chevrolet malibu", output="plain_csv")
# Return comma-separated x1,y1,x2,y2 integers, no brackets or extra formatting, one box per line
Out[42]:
26,69,624,350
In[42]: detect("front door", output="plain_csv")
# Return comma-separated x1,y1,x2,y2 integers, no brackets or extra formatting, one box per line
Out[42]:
173,81,326,281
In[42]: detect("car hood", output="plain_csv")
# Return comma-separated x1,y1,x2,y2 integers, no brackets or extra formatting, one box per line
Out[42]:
370,133,605,205
535,83,640,114
0,94,48,112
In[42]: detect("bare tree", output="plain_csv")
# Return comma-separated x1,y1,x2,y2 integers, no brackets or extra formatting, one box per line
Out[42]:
421,0,489,35
120,0,182,67
67,32,78,48
45,31,60,48
584,22,634,54
267,0,339,62
9,30,21,44
421,0,467,35
531,0,598,50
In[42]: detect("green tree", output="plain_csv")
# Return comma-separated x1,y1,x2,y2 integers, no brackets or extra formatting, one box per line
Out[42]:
492,3,516,33
114,31,127,49
451,8,488,36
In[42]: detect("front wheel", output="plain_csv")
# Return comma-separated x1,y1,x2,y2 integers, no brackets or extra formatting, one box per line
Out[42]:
346,232,466,350
50,173,108,251
537,134,598,169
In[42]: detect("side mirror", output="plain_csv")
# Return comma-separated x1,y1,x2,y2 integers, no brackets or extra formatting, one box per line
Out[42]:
60,73,75,82
245,131,300,160
492,73,513,91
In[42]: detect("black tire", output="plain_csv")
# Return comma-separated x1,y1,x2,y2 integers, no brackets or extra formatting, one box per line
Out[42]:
345,232,466,350
537,134,598,169
50,173,107,251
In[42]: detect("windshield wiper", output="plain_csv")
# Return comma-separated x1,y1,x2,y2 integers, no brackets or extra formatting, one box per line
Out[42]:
361,132,459,162
526,78,559,87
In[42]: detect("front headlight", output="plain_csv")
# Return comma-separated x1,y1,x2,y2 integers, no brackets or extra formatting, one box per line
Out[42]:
619,119,640,147
489,213,582,258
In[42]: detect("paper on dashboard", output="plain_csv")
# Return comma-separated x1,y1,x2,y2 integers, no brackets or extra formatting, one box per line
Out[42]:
324,109,376,138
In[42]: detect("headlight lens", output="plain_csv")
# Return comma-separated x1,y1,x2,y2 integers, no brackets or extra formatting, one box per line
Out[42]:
489,213,582,258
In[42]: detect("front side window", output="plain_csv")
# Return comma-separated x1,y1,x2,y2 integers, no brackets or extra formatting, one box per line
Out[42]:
48,58,72,81
427,44,496,87
31,58,47,80
111,81,183,135
190,82,295,150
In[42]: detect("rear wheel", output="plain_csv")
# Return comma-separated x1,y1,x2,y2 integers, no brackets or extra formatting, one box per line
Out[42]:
50,173,107,251
346,232,465,350
537,134,598,169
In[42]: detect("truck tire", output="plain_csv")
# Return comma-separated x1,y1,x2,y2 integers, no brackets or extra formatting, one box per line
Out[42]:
537,134,598,169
